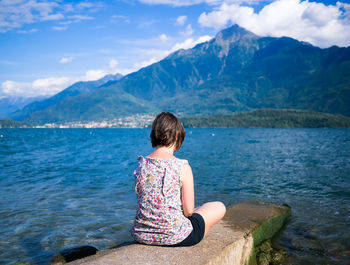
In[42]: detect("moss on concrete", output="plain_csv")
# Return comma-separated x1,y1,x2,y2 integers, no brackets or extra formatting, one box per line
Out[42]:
224,201,291,265
251,205,291,246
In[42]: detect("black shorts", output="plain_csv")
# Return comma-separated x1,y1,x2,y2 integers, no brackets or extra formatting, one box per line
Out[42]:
172,213,205,247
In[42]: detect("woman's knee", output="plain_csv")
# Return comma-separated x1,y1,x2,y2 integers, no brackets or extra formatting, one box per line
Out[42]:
213,201,226,219
195,201,226,219
194,201,226,235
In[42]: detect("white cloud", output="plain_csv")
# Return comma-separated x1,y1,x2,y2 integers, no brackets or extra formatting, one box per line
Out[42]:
16,28,38,34
141,49,170,60
62,3,74,13
0,58,131,97
53,26,67,31
68,15,94,22
176,15,187,25
32,77,75,93
1,78,76,97
0,0,99,33
138,0,221,6
1,80,31,97
76,1,104,12
113,67,134,76
138,0,263,6
71,59,124,81
76,2,95,9
159,33,169,42
110,15,131,24
41,13,64,21
107,59,134,76
170,35,212,51
109,59,119,69
133,58,159,69
180,24,194,36
138,19,157,28
198,0,350,48
82,70,108,81
60,56,74,64
0,0,60,32
198,3,258,28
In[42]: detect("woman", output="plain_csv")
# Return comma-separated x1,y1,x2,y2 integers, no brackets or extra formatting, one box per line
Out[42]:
131,112,226,246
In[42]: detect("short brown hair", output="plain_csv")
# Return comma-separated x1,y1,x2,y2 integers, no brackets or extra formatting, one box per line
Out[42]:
150,112,186,151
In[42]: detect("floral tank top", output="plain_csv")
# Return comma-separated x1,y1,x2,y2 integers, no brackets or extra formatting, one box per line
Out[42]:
131,156,193,245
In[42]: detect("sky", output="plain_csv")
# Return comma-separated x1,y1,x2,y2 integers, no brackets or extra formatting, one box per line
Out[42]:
0,0,350,98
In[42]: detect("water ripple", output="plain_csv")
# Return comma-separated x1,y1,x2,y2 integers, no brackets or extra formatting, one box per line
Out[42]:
0,128,349,264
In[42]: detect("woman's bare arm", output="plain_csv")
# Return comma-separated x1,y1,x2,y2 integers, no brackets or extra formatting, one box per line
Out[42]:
180,163,195,217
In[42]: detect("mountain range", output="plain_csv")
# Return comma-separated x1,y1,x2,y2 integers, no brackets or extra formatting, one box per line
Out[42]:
9,73,123,121
0,96,47,119
9,25,350,124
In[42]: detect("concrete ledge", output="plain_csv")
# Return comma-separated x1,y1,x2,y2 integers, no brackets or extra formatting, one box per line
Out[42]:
64,201,290,265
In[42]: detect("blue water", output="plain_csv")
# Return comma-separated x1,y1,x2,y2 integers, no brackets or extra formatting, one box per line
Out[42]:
0,128,349,264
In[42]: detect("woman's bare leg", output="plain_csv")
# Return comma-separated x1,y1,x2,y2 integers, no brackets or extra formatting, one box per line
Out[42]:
194,201,226,236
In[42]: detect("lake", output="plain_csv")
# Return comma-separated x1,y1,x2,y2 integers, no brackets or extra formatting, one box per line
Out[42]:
0,128,349,264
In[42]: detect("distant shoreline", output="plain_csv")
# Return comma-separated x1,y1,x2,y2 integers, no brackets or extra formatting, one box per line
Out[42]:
1,109,350,128
181,109,350,128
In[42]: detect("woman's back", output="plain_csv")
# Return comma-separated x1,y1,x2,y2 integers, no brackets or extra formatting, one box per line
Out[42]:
131,112,226,247
131,156,192,245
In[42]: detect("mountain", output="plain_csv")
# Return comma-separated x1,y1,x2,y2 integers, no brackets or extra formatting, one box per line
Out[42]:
14,25,350,124
9,73,123,121
0,96,47,119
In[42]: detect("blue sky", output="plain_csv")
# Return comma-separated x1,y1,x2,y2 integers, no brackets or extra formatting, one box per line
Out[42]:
0,0,349,98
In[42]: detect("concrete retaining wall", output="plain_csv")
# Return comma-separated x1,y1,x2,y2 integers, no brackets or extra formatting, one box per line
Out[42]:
53,201,291,265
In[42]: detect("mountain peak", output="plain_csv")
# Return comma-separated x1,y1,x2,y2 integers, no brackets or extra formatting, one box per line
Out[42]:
212,25,258,58
215,24,257,44
100,73,123,83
